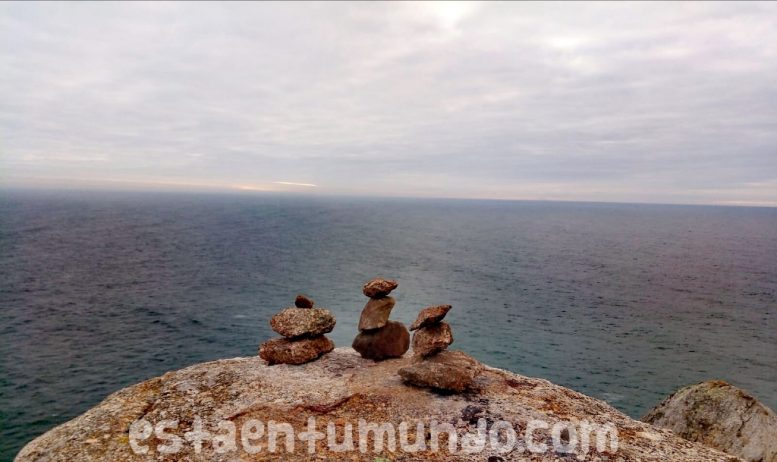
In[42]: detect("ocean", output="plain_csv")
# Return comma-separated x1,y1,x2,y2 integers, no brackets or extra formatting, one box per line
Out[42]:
1,189,775,459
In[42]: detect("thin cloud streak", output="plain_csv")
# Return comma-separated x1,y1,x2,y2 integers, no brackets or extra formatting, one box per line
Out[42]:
273,182,317,188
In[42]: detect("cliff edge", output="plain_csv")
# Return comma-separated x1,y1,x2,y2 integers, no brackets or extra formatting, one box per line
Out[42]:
16,348,738,461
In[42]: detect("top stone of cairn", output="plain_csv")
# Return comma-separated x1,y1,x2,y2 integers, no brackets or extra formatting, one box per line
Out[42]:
294,294,314,308
409,304,452,331
362,278,398,298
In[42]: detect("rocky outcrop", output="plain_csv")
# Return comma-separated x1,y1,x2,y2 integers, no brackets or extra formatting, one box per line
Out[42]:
17,348,740,461
643,380,777,462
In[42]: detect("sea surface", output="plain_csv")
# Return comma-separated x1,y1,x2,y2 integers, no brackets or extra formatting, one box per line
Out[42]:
1,189,775,459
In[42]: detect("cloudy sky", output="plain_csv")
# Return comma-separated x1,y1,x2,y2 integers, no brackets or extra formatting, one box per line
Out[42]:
1,2,776,205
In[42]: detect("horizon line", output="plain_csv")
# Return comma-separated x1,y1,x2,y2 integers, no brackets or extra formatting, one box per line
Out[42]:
2,183,776,210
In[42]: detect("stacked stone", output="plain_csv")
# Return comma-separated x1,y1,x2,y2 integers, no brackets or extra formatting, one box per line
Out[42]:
352,278,410,360
398,304,483,392
259,294,336,365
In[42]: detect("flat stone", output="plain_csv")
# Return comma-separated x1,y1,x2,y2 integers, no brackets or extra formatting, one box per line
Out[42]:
398,350,484,393
362,277,398,298
294,294,314,308
258,336,334,365
352,320,409,360
357,296,395,331
270,307,335,338
412,321,453,356
409,304,452,330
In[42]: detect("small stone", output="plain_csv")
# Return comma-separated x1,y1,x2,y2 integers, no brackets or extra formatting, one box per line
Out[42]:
362,278,398,298
357,296,395,331
352,320,410,360
270,308,336,338
258,336,334,365
409,304,452,330
412,322,453,357
398,350,483,393
294,294,314,308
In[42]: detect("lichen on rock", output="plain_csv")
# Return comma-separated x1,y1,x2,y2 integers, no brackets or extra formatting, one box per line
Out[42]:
258,336,334,365
643,380,777,462
16,348,740,461
269,307,335,338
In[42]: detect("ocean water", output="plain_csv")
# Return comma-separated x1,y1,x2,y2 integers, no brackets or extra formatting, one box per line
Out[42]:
1,189,775,459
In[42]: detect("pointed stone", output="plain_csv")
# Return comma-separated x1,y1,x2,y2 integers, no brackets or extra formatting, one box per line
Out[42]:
352,320,409,360
362,278,398,298
270,307,336,338
294,294,314,308
358,296,395,331
259,336,334,365
409,304,452,331
398,350,483,392
412,322,453,357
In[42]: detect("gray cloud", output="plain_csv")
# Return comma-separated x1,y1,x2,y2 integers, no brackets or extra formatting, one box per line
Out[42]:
1,2,776,204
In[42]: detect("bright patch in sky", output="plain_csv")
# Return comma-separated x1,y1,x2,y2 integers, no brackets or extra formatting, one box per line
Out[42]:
274,182,318,188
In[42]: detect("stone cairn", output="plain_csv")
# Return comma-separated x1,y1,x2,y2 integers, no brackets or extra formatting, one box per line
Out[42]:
259,294,336,365
398,304,483,392
352,277,410,360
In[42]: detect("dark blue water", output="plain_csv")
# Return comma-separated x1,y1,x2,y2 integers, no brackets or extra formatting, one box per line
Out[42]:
1,189,775,460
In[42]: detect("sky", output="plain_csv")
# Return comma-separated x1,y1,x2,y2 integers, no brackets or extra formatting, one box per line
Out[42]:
1,2,776,205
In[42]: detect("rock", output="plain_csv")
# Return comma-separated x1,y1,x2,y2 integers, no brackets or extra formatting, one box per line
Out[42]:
351,320,409,360
294,294,314,308
410,304,452,330
362,277,398,298
357,296,395,331
17,348,737,461
269,307,335,338
412,321,453,357
460,404,485,424
259,336,334,365
398,350,483,392
643,380,777,462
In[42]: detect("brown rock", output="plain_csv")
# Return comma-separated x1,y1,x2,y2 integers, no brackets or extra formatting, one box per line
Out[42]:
398,350,483,392
409,304,452,330
412,321,453,356
352,320,409,360
258,336,334,365
270,307,335,338
362,277,398,298
294,294,314,308
357,296,395,331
